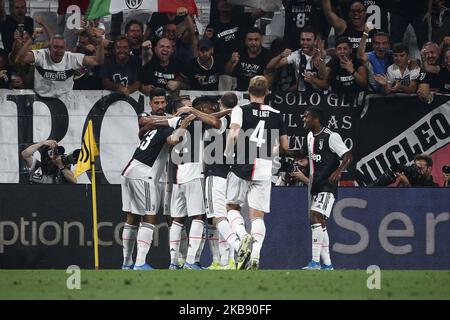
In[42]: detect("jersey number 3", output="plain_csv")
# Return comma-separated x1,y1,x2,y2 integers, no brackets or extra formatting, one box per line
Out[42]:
139,130,157,150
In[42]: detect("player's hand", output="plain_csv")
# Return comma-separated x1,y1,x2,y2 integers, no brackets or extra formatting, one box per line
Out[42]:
329,170,342,183
180,114,196,128
176,106,193,116
231,52,240,65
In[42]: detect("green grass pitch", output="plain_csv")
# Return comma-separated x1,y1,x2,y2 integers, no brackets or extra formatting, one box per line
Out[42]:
1,270,449,300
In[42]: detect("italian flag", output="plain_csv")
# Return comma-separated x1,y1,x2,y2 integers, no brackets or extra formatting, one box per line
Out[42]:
86,0,198,20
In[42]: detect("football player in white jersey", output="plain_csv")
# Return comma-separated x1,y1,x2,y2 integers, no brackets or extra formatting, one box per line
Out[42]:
121,90,194,270
224,76,290,269
302,106,352,270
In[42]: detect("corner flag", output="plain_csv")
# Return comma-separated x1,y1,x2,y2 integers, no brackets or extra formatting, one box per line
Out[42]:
75,120,99,177
75,119,101,269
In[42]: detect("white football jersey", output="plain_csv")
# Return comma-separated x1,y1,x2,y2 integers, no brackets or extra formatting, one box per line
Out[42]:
32,49,85,97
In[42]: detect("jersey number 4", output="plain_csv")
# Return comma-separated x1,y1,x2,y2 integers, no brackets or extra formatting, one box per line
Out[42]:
250,120,266,147
139,130,157,150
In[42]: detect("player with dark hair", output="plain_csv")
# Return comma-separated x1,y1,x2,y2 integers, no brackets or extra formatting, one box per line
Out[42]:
120,100,194,270
203,92,239,269
301,106,352,270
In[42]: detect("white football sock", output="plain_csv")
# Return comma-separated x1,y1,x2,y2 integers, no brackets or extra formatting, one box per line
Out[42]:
311,223,324,263
169,221,183,265
208,223,220,264
135,222,155,266
228,241,235,262
179,226,188,264
195,224,206,263
321,227,331,266
187,220,204,264
217,219,240,252
218,229,230,266
228,210,247,239
250,218,266,262
122,223,138,266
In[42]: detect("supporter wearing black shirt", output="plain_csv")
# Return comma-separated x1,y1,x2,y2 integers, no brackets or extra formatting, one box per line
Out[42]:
323,37,367,95
322,0,375,51
340,0,390,32
181,38,223,91
100,36,141,95
211,0,263,62
283,0,323,50
145,12,184,42
418,42,444,101
0,0,34,55
125,20,144,58
438,48,450,93
225,28,270,91
139,37,184,93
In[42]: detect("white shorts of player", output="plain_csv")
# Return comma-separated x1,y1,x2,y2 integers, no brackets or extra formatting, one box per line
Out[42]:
170,178,206,218
157,181,172,216
205,176,228,219
226,171,272,213
310,192,335,218
121,176,160,216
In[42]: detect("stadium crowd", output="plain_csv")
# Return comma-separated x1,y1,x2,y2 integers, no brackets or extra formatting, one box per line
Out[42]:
0,0,449,101
1,0,449,272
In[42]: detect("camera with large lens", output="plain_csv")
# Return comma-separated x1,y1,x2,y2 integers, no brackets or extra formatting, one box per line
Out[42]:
61,148,81,166
279,157,308,186
370,163,421,186
443,165,450,174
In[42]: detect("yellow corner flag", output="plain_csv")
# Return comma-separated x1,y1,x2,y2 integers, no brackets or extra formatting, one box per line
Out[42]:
75,119,100,270
75,120,99,177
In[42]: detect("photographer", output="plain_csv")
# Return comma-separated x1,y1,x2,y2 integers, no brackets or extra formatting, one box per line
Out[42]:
276,151,310,186
396,154,438,187
370,153,439,187
21,139,77,184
